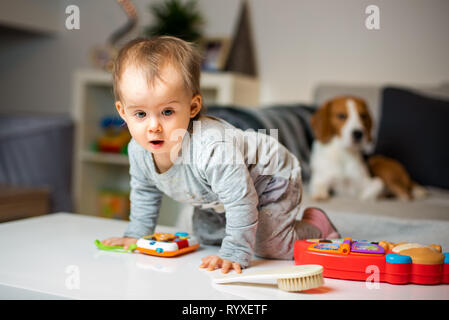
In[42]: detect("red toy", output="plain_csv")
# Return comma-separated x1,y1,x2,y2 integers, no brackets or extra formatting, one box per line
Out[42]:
294,238,449,285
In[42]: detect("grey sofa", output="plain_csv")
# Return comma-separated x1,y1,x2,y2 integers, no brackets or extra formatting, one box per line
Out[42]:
305,82,449,221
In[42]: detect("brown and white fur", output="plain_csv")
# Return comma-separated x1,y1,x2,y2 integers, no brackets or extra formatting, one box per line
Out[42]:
309,96,427,201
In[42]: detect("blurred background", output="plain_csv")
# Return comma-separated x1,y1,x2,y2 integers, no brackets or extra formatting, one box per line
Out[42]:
0,0,448,225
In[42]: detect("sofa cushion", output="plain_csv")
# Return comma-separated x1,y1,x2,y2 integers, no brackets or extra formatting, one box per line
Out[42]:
374,87,449,189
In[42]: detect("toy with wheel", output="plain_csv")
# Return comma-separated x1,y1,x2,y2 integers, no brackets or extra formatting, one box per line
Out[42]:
294,238,449,285
136,232,200,257
95,232,199,257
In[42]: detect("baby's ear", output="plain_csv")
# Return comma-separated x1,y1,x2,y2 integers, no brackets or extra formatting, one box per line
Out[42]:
115,101,127,122
190,94,202,118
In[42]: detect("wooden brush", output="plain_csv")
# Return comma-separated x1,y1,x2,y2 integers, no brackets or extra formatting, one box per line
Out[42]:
213,265,324,292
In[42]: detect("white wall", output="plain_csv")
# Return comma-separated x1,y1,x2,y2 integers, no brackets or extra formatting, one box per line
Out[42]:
0,0,448,114
247,0,449,104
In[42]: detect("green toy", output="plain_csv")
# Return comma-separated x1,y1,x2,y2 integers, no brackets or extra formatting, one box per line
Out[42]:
94,240,137,253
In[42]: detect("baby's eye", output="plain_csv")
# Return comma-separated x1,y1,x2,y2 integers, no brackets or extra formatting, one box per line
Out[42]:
162,109,174,116
135,111,146,119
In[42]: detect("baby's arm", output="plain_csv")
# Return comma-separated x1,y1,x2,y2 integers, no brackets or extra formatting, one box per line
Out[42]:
103,140,163,243
200,255,242,273
101,236,137,249
200,142,260,271
124,141,164,238
123,169,163,238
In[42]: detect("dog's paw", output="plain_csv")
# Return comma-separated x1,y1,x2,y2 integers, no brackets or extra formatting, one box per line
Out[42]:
311,188,330,201
311,194,330,201
397,192,412,202
412,184,428,199
360,178,384,201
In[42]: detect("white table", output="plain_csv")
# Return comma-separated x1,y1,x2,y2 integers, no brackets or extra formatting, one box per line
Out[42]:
0,213,447,300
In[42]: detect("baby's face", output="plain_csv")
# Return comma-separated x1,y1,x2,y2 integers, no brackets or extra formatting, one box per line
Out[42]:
116,64,201,158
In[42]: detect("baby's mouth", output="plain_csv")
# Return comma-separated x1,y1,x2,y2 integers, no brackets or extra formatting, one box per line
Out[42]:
149,140,164,146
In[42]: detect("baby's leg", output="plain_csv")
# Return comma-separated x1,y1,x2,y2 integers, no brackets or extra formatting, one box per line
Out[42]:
254,200,300,260
297,207,340,239
255,203,340,260
293,220,322,240
254,177,306,260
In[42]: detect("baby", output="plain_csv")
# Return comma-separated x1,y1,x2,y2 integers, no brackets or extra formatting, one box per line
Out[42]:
102,36,339,274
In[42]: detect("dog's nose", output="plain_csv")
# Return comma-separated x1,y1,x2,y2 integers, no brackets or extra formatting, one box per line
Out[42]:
352,130,364,142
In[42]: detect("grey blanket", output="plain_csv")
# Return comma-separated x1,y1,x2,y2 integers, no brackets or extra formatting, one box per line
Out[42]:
327,211,449,250
206,104,315,181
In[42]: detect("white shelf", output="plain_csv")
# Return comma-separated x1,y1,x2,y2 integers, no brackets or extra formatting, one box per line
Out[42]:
81,151,129,166
72,69,259,223
201,72,260,107
0,0,61,34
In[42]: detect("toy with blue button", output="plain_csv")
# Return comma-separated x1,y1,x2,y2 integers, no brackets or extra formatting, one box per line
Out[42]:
294,238,449,285
95,232,199,257
136,232,200,257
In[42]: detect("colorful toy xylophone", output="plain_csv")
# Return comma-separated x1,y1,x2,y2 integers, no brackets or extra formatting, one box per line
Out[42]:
294,238,449,285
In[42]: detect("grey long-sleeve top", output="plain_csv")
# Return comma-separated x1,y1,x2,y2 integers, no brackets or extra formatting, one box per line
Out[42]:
123,115,302,267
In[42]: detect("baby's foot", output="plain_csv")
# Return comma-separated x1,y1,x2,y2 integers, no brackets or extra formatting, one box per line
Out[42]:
301,207,340,239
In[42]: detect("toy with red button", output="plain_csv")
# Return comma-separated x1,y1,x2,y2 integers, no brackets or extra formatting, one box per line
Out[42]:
294,238,449,285
136,232,199,257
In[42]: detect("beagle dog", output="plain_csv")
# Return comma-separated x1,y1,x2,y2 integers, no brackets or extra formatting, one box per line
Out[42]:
309,96,427,201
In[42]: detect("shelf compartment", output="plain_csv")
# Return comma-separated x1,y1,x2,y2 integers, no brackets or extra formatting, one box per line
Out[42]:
81,151,129,166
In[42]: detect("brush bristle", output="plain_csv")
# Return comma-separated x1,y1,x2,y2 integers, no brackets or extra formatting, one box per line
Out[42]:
277,273,324,292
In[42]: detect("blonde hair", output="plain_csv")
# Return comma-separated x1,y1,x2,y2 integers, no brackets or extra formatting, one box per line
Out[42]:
113,36,204,120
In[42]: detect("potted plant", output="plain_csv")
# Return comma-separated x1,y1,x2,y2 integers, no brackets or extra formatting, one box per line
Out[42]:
143,0,205,43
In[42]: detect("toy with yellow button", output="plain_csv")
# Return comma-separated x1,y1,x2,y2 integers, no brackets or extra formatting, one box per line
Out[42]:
95,232,199,257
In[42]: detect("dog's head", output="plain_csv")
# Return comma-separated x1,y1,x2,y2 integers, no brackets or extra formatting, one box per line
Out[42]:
311,96,373,149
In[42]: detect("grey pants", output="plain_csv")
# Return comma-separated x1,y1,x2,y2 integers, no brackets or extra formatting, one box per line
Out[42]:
192,175,321,260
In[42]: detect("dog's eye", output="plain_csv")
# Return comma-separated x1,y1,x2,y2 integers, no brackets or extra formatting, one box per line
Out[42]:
337,113,347,120
360,113,369,120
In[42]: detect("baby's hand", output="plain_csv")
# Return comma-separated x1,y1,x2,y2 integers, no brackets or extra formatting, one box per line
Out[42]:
101,237,137,250
200,255,242,274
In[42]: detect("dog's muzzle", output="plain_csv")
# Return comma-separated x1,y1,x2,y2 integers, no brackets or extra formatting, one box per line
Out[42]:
352,130,364,143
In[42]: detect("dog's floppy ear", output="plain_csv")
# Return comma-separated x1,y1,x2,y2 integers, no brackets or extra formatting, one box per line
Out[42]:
365,113,373,142
361,101,374,142
310,100,334,143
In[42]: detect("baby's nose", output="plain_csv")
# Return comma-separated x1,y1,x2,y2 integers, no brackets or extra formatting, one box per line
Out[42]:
148,118,162,132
